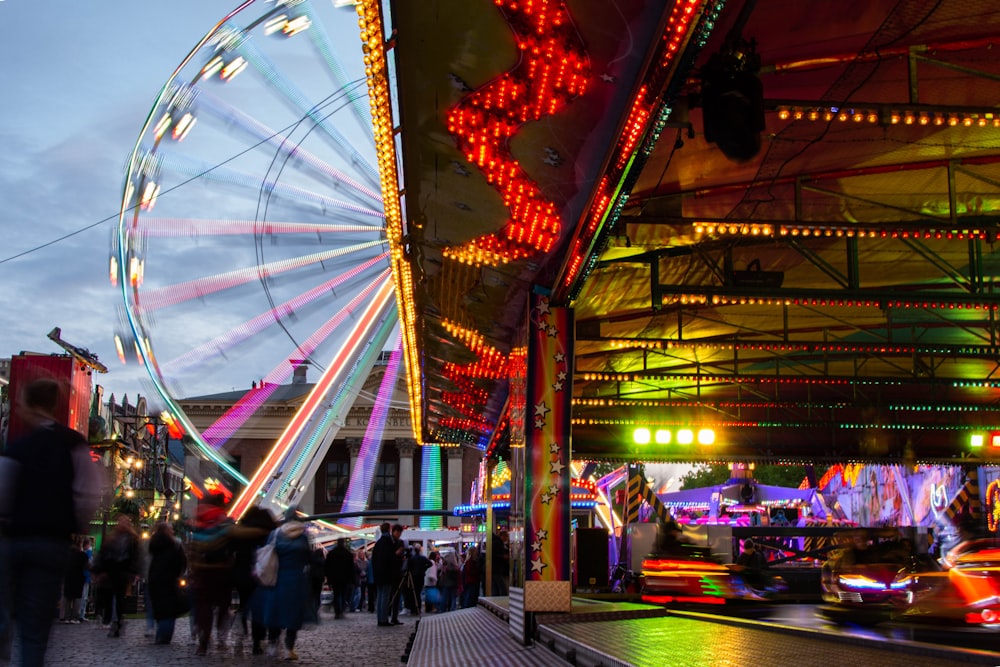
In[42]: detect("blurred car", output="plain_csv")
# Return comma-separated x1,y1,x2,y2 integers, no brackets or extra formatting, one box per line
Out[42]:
894,538,1000,627
641,545,735,605
819,530,914,624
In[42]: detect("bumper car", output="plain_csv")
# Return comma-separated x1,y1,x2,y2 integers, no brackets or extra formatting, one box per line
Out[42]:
894,539,1000,627
640,545,736,605
818,533,913,624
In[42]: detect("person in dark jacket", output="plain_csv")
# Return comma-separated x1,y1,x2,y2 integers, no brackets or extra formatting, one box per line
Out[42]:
460,546,481,609
324,538,355,618
0,378,102,666
308,547,326,622
404,545,431,615
188,495,267,656
60,537,89,624
232,505,277,655
371,522,401,627
147,522,187,644
93,515,141,638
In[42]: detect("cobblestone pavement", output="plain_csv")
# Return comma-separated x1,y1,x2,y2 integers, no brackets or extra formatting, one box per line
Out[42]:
10,606,417,667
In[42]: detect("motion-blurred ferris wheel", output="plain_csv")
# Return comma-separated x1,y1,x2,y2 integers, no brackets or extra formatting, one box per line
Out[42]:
110,0,399,515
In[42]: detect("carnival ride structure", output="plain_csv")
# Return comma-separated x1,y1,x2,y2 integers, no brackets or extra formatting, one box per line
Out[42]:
110,1,413,523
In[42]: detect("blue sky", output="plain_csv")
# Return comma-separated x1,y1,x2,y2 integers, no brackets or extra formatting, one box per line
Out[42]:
0,1,374,408
0,2,239,402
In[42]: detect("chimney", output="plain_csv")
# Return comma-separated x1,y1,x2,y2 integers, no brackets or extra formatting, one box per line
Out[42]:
292,362,308,385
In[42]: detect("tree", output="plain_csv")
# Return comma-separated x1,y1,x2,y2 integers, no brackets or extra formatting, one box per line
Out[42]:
679,463,828,490
679,464,730,489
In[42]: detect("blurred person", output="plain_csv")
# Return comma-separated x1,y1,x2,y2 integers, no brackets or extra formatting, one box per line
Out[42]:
324,538,354,619
147,522,187,645
371,522,397,627
388,525,406,625
78,537,94,621
60,537,89,624
308,547,326,621
460,546,481,609
0,378,101,666
353,549,368,612
943,517,982,569
231,505,277,656
139,533,155,638
93,515,141,638
491,529,510,596
255,507,313,660
734,539,767,589
405,544,430,616
437,551,461,613
423,551,440,613
189,494,266,656
654,519,691,556
365,549,376,613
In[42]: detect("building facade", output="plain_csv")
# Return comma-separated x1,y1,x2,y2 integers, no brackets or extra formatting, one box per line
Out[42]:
177,355,480,526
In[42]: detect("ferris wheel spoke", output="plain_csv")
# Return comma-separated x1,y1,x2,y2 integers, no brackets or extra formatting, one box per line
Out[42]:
199,268,392,447
213,21,380,189
340,335,403,526
297,1,374,149
154,153,384,223
159,252,389,376
195,90,381,207
137,240,385,312
231,276,397,517
137,217,383,238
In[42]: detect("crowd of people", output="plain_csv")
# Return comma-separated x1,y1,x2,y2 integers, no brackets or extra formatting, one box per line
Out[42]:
0,379,516,665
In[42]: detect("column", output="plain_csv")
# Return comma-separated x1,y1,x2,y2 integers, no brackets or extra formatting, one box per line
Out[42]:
397,439,416,527
522,293,573,612
347,438,362,478
446,446,465,528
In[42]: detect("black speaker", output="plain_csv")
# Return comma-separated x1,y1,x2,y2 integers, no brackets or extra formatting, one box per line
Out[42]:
575,528,609,588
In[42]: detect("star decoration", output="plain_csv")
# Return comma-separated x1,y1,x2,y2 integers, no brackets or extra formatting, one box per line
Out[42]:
557,371,567,381
554,352,565,363
536,529,548,541
534,417,545,429
547,325,558,337
600,72,615,83
549,460,565,475
537,299,550,315
531,556,547,574
540,492,553,504
551,381,563,391
531,540,543,552
548,484,559,496
534,401,550,419
549,442,560,454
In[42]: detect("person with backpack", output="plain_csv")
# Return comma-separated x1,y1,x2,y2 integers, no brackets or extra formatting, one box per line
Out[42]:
93,515,141,638
188,494,267,656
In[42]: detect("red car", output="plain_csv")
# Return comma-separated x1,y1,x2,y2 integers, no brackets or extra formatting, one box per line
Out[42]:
641,545,735,605
894,539,1000,626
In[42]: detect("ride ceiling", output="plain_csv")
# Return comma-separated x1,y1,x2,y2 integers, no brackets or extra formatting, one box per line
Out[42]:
384,0,1000,463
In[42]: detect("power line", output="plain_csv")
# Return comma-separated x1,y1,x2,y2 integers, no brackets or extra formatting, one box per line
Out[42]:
0,78,370,267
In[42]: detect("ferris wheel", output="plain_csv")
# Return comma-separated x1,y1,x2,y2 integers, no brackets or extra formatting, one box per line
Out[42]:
110,0,399,516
